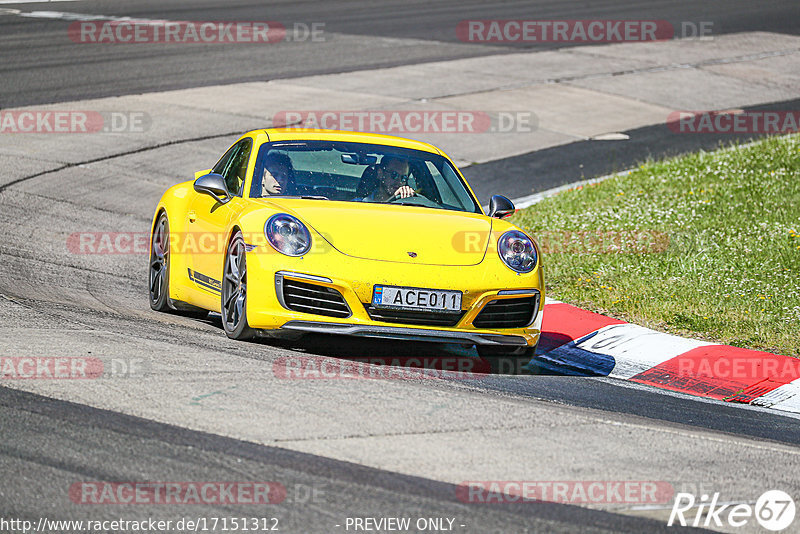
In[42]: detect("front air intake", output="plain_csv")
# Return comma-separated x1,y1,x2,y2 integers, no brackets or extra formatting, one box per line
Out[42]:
472,294,539,329
280,278,351,318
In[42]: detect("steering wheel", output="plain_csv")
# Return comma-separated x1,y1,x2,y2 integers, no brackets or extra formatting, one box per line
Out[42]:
387,193,440,208
387,189,417,202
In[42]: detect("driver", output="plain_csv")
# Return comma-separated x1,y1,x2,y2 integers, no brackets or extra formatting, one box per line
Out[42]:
364,156,416,202
261,152,295,196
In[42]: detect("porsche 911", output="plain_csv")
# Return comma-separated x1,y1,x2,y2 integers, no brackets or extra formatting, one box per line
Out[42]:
149,129,544,362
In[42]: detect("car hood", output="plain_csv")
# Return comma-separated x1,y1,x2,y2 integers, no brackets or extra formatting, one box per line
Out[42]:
256,199,491,266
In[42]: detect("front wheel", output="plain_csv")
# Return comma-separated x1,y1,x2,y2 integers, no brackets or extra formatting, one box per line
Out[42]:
221,231,255,340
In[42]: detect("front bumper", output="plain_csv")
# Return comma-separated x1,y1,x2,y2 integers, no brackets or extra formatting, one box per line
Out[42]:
245,248,544,347
277,320,530,346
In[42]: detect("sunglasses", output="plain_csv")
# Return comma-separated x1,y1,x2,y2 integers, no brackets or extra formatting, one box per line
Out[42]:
381,168,409,182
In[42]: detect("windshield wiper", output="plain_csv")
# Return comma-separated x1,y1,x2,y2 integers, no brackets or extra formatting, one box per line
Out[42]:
300,195,330,200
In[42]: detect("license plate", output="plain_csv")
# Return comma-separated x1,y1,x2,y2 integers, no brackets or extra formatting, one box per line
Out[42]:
372,285,462,313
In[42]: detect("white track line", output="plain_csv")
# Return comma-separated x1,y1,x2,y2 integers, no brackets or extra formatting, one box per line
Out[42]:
510,170,630,209
510,132,797,209
0,0,79,4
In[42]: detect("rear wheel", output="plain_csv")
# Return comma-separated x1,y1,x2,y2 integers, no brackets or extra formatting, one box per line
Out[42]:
149,212,209,317
221,231,255,340
149,213,172,312
476,345,536,374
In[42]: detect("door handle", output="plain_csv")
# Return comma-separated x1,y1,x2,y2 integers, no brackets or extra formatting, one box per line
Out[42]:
188,210,197,223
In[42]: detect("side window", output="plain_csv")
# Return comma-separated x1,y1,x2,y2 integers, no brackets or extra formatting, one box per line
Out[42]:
426,161,458,207
212,139,252,197
212,144,237,179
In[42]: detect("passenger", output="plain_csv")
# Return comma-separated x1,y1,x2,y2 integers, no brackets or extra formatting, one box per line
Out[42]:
261,152,295,196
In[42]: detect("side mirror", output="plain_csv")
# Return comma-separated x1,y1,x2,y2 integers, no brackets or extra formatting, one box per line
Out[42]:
488,195,515,218
194,173,229,204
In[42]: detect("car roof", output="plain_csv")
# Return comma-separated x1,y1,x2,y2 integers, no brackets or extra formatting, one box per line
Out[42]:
250,128,443,155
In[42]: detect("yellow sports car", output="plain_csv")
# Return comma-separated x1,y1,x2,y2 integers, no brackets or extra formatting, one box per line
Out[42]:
149,129,544,361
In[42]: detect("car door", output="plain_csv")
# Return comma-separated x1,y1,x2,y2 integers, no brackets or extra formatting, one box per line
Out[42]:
185,138,252,307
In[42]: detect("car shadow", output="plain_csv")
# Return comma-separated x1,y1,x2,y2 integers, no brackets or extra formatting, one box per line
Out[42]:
204,313,594,377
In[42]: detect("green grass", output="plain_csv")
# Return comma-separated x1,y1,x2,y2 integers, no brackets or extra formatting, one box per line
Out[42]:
512,134,800,357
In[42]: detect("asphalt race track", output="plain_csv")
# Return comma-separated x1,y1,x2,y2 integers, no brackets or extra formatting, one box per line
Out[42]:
1,0,798,107
1,2,800,533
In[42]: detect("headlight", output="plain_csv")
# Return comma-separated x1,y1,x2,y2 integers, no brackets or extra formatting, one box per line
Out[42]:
265,214,311,256
498,230,537,273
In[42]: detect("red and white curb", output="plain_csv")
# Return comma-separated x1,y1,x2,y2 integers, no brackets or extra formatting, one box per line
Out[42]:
536,298,800,414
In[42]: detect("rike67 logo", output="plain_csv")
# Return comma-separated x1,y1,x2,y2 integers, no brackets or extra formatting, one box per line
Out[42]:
669,490,795,531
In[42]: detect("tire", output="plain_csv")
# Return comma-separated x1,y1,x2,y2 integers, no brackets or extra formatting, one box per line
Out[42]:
221,231,255,340
476,345,536,374
149,212,208,318
149,212,172,312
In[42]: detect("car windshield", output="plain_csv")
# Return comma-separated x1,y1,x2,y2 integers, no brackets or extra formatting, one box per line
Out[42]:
250,140,481,213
